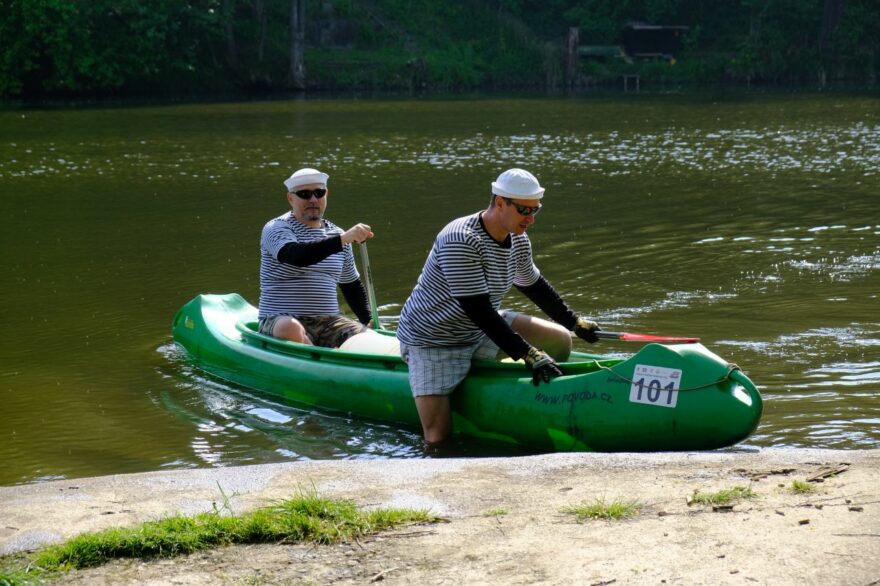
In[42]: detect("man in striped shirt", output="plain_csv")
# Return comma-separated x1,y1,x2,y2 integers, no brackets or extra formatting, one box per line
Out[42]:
397,168,602,444
258,167,374,348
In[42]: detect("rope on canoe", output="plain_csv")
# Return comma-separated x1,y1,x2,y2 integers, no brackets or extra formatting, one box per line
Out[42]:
592,361,742,392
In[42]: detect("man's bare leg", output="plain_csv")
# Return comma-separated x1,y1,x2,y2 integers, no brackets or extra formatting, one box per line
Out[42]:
508,313,572,361
414,395,452,444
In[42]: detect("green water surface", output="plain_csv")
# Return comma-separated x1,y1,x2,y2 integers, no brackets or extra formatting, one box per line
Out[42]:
1,93,878,485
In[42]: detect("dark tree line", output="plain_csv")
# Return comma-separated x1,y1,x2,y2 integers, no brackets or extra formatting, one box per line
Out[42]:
1,0,877,99
0,0,307,97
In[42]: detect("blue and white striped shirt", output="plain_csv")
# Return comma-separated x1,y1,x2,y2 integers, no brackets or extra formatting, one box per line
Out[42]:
397,212,540,347
258,212,359,319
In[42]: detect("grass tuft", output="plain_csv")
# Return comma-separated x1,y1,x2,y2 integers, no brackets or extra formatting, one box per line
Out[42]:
790,480,815,494
1,552,55,586
688,486,757,506
1,568,33,586
14,490,436,576
482,507,507,517
562,497,641,522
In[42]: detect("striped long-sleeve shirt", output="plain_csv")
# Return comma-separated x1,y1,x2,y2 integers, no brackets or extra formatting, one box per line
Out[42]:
258,212,359,319
396,212,539,348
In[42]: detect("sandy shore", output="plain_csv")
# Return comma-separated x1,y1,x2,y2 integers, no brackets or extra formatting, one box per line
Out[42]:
2,449,879,585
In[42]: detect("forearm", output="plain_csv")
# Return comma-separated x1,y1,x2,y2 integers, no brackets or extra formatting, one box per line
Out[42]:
515,276,578,330
276,236,343,267
457,294,531,360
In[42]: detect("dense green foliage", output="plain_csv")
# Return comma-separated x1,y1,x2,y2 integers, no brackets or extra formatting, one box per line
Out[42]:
0,0,223,97
1,0,877,98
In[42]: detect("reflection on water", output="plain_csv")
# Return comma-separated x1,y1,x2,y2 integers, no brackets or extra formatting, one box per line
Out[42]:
1,94,878,485
155,344,531,469
3,122,878,180
155,344,424,463
717,324,880,450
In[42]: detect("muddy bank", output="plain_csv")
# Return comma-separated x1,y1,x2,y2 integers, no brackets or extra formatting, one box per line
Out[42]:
2,449,879,585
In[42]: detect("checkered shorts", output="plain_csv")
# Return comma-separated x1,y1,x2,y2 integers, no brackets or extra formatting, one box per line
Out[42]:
400,310,517,397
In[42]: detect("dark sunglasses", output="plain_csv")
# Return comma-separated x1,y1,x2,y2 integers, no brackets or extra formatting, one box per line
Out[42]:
293,188,327,200
503,197,542,216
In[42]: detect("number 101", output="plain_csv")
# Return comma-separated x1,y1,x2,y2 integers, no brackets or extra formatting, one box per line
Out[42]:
629,366,681,408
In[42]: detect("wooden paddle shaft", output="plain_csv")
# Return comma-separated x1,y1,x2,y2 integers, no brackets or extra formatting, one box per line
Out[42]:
358,242,381,330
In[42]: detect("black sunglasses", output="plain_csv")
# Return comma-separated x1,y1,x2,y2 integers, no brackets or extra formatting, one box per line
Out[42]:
293,188,327,200
503,197,542,216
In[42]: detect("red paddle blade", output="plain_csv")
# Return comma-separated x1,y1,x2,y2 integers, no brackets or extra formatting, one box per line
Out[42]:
618,332,700,343
596,331,701,343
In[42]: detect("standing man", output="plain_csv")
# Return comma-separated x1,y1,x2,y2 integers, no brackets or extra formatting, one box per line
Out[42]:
396,168,602,444
258,167,374,348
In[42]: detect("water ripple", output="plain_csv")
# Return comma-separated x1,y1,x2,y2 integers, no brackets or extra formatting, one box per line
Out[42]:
2,123,878,180
156,344,529,465
718,325,880,363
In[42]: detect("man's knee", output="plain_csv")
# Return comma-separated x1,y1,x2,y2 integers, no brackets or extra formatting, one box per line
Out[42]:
545,324,572,361
512,315,572,361
273,317,310,344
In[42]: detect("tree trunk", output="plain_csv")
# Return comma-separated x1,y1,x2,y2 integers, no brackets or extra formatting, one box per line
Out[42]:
223,0,239,71
253,0,267,63
565,27,579,88
819,0,844,84
290,0,306,90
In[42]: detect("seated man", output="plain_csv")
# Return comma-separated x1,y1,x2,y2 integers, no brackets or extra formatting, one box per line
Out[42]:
258,167,374,348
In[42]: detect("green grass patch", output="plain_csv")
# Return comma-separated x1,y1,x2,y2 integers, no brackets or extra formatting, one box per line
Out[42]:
482,506,507,517
1,552,58,586
1,566,34,585
790,480,815,494
688,486,757,506
562,497,642,522
2,491,436,581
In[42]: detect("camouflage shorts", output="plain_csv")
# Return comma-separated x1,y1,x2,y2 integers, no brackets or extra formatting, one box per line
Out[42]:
258,314,367,348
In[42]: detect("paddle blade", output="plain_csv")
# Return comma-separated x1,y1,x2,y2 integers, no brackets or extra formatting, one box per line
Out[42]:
358,242,381,330
596,331,701,344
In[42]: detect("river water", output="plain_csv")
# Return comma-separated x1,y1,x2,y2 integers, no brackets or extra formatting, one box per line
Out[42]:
1,93,878,485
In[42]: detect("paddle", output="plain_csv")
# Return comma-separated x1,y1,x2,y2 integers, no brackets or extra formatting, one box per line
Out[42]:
591,330,701,344
358,241,381,330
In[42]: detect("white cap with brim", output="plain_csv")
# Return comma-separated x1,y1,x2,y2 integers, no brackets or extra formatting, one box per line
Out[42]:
491,168,545,200
284,168,329,191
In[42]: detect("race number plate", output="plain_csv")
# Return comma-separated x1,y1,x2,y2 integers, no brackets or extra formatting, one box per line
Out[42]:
629,364,681,408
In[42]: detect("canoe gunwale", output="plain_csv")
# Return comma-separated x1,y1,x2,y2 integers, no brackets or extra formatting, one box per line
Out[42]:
234,319,621,375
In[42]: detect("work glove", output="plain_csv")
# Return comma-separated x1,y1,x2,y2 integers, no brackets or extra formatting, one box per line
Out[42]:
573,316,601,344
523,346,563,387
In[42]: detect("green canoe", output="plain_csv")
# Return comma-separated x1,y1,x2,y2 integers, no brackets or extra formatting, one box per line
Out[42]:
172,293,763,452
